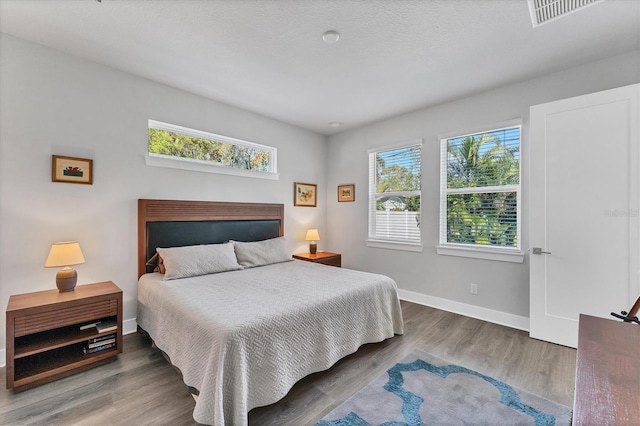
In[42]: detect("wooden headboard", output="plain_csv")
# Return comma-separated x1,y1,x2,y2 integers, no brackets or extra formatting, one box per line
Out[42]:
138,199,284,278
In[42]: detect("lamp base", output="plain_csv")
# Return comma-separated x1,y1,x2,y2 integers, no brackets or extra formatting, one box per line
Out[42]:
309,243,317,254
56,268,77,292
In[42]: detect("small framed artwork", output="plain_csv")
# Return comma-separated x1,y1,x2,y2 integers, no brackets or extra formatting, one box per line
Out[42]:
338,184,355,202
294,182,317,207
52,155,93,185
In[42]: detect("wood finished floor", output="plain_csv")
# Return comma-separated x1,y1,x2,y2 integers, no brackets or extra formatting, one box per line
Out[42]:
0,301,576,425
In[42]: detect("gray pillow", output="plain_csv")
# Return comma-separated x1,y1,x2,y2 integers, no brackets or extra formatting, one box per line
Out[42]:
156,242,242,280
232,237,291,268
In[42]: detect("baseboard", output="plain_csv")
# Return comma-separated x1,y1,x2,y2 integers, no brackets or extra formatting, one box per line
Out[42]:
123,318,138,335
0,319,140,368
398,289,530,332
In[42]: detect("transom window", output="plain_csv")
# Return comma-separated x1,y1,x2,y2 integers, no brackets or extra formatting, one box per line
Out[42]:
146,120,278,179
368,141,422,251
438,121,522,261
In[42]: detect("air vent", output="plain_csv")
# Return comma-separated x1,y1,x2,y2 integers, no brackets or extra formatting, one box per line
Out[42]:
528,0,604,27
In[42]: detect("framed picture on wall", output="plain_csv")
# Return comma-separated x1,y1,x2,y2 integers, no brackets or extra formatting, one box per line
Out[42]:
294,182,317,207
338,184,355,202
52,155,93,185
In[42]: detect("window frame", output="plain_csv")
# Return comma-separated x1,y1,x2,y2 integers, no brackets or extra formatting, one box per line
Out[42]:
437,119,524,263
367,140,423,252
146,120,279,180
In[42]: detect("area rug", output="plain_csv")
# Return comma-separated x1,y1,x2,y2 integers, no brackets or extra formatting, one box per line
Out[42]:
316,352,572,426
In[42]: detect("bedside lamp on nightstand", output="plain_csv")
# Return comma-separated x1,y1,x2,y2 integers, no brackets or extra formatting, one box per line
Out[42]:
44,241,85,292
305,229,320,254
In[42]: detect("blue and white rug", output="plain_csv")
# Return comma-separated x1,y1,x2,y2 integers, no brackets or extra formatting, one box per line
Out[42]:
316,353,572,426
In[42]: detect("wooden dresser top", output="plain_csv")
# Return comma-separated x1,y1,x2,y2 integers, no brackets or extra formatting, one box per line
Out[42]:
573,314,640,425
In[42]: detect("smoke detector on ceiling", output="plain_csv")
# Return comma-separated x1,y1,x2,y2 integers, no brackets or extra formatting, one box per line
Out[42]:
322,30,340,44
528,0,604,27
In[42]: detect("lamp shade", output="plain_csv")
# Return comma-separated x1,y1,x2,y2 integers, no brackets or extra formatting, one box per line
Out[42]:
44,241,85,267
305,229,320,241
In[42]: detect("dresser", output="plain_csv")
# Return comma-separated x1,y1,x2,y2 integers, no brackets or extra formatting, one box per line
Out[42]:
573,314,639,425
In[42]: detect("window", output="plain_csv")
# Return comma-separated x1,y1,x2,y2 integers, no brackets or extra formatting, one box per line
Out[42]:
146,120,278,179
438,121,522,262
368,141,422,251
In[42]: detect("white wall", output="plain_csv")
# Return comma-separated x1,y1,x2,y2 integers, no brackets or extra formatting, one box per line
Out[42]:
326,50,640,325
1,31,638,360
0,34,328,355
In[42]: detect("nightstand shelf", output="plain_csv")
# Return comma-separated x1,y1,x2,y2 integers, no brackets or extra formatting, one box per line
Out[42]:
6,281,123,392
14,318,115,358
13,343,118,386
293,251,341,267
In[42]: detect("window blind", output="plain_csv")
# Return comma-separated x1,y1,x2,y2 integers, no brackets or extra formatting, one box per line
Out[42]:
440,125,521,250
369,142,422,245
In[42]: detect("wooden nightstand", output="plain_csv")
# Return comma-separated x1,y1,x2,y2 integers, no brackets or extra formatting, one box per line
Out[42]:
293,251,341,267
6,281,123,392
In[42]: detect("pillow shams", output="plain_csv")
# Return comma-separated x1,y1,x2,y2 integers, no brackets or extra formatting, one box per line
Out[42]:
233,237,291,268
156,242,242,280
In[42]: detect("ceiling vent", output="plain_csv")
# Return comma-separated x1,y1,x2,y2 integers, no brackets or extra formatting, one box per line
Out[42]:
528,0,604,27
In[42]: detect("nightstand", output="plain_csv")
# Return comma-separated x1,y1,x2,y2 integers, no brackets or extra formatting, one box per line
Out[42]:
292,251,341,267
6,281,123,392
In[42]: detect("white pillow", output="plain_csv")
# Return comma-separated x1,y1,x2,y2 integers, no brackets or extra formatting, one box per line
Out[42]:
232,237,291,268
156,242,242,280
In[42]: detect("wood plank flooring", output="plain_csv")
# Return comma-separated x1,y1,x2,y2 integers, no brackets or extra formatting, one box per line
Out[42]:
0,301,576,425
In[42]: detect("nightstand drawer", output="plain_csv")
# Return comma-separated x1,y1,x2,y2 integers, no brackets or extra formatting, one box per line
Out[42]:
14,299,117,337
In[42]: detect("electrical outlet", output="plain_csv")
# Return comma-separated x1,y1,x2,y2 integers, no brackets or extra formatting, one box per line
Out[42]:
470,283,478,295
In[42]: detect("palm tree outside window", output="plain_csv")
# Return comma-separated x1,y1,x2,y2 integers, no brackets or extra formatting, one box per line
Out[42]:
439,123,521,251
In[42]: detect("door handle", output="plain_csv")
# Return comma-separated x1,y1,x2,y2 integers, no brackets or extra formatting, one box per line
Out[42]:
532,247,551,255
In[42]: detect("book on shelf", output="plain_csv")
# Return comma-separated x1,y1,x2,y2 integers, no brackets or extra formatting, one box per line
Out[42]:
87,338,116,349
95,319,117,333
79,321,101,331
88,333,116,345
84,342,116,354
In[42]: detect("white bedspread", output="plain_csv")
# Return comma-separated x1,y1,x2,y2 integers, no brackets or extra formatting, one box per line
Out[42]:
137,260,404,426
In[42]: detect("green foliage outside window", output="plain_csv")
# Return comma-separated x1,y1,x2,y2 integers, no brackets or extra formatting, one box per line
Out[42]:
447,192,518,246
375,145,421,213
445,128,520,248
148,128,270,172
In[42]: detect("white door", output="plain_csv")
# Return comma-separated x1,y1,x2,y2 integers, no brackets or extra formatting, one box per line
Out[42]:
530,84,639,348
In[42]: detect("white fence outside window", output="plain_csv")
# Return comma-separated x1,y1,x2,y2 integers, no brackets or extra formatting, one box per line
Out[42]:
374,211,420,241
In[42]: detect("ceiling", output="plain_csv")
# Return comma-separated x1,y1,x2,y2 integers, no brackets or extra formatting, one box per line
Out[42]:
1,0,638,136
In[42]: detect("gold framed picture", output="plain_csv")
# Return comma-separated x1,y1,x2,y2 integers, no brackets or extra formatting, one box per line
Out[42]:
52,155,93,185
294,182,317,207
338,184,355,202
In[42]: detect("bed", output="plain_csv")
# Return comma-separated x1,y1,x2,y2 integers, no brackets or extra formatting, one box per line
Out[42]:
136,199,404,426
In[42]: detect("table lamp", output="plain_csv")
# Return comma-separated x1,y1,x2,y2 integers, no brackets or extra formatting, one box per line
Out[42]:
44,241,85,292
305,229,320,254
